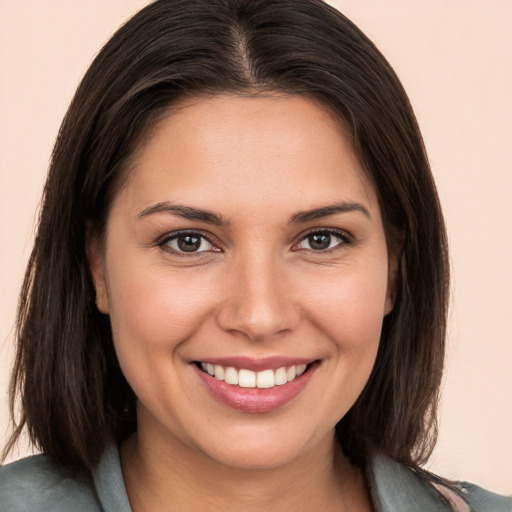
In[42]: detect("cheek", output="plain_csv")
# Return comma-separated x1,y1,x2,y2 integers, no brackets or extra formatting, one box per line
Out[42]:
104,265,225,420
105,265,220,360
300,260,389,350
298,265,388,423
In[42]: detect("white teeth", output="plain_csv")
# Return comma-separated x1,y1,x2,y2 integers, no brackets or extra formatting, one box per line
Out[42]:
199,362,310,389
256,369,275,389
274,367,288,385
286,366,296,381
224,367,238,385
296,364,307,377
214,365,224,380
238,369,256,388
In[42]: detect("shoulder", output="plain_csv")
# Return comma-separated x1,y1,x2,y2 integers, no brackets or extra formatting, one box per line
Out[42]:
369,453,511,512
458,482,512,512
1,444,132,512
0,454,101,512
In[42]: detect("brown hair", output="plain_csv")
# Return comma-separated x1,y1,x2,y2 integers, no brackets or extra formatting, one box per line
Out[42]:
4,0,449,476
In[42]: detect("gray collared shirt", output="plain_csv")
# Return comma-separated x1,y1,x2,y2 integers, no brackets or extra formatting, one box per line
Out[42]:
1,445,510,511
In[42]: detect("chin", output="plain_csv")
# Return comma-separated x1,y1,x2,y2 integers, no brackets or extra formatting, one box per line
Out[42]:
194,424,328,471
204,444,303,471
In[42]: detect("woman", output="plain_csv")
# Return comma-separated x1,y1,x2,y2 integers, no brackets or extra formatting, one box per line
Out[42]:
1,0,509,510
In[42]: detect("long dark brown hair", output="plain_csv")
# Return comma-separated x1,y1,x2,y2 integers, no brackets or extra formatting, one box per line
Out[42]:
4,0,449,477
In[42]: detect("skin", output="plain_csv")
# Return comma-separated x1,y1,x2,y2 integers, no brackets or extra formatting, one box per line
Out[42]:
89,94,396,511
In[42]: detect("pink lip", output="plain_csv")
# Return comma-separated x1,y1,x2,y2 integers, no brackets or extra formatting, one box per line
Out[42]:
193,361,318,413
195,356,313,371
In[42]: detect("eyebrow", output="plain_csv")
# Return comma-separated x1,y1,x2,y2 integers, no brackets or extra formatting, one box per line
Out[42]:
137,202,230,227
289,202,371,224
137,200,370,227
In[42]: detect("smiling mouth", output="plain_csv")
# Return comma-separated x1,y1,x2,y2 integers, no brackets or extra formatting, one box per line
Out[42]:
195,362,311,389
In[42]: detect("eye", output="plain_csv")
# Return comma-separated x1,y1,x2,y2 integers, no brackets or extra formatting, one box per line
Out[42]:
296,230,349,251
160,232,218,254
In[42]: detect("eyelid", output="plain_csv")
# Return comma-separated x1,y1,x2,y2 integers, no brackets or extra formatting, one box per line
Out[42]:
292,227,353,252
157,229,222,254
155,227,353,255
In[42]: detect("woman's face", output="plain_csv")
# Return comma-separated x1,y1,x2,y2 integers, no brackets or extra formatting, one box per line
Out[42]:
90,94,395,470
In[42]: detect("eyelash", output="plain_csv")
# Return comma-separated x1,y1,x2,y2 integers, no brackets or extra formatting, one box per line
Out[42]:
293,228,353,253
157,228,353,255
157,230,219,256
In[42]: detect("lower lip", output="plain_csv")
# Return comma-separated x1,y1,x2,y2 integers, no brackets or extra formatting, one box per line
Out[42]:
194,364,317,413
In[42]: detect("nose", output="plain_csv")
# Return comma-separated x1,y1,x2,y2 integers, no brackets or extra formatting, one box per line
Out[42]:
216,253,300,342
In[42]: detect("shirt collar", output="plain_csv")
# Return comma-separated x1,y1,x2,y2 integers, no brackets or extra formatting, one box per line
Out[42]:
93,444,453,511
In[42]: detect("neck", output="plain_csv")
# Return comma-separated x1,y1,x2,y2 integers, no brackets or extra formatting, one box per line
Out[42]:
121,414,372,512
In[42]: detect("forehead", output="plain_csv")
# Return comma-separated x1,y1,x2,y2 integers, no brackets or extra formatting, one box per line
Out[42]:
113,94,378,219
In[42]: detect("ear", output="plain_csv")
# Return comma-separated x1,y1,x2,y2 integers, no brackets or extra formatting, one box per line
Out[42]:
384,232,404,316
384,263,398,315
86,232,110,314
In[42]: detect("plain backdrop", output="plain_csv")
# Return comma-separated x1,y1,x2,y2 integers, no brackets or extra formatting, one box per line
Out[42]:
1,0,510,494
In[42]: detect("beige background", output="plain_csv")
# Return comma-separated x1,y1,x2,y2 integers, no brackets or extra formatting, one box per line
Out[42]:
1,0,510,494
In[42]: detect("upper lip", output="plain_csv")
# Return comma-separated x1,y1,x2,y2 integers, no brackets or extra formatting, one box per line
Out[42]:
192,356,316,371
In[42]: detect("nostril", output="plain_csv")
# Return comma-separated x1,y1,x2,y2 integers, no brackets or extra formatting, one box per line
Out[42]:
215,302,301,342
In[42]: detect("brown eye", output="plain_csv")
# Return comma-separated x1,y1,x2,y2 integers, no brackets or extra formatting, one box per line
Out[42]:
308,233,332,250
163,233,216,253
177,235,202,252
297,230,348,251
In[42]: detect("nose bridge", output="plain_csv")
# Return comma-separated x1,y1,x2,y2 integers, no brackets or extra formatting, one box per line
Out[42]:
216,249,299,341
